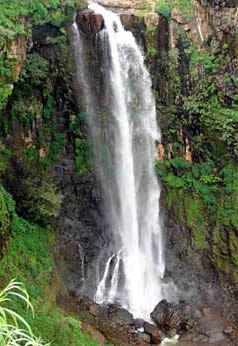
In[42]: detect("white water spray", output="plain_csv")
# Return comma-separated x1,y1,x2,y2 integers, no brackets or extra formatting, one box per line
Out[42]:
73,1,165,320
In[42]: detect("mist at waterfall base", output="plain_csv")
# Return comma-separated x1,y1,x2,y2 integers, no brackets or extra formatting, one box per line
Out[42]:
72,1,176,320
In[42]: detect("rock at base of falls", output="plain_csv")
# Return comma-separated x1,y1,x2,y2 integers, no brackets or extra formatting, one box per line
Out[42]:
150,299,193,338
143,321,162,344
106,304,134,325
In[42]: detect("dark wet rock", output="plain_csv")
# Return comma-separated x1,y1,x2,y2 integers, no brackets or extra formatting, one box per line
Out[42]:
209,331,225,343
77,11,104,34
194,309,203,319
54,156,109,298
138,332,151,344
223,326,233,335
134,318,145,329
143,322,161,344
89,303,102,317
107,305,134,325
150,299,193,337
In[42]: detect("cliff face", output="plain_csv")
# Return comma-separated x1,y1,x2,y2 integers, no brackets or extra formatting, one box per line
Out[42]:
0,1,238,344
0,0,237,316
67,0,238,297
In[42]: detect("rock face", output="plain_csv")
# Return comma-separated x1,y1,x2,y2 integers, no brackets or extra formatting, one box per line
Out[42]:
77,11,104,34
9,33,27,82
63,0,238,304
54,157,109,297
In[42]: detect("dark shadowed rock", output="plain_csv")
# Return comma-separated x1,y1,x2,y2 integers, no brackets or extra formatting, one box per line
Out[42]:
89,303,102,317
143,322,161,344
134,318,145,329
77,11,104,34
150,299,193,337
107,305,134,325
138,331,151,344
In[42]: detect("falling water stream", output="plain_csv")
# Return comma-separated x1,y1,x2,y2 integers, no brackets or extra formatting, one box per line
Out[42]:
72,1,166,320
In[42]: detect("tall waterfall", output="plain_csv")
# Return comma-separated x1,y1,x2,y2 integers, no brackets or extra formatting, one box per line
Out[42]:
72,1,165,320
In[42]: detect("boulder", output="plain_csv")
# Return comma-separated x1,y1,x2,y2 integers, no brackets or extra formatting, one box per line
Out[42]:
89,303,102,317
134,318,145,329
107,305,134,325
150,299,193,337
77,11,104,34
143,322,161,344
138,332,151,344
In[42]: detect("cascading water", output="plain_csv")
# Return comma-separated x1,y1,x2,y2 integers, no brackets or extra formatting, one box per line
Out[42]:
72,1,166,320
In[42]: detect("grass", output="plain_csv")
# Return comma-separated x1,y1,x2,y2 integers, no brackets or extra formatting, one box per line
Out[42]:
0,218,99,346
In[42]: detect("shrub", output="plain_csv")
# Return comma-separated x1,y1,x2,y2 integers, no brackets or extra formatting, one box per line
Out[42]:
75,138,92,175
20,54,49,87
23,179,63,225
156,0,171,18
0,185,15,237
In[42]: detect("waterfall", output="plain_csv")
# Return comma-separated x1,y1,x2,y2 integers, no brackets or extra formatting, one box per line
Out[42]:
72,1,165,320
95,254,114,304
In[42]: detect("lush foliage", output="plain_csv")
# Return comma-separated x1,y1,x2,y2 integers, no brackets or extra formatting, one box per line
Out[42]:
0,0,78,35
0,59,13,110
156,0,171,18
156,0,194,19
183,41,238,158
0,279,49,346
23,178,63,225
157,158,237,217
0,0,79,110
75,138,93,175
0,203,99,345
0,185,15,237
20,54,49,87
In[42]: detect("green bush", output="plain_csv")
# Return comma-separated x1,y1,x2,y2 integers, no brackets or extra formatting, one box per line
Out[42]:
75,138,92,175
156,0,171,18
49,133,65,161
158,157,238,228
0,140,11,176
0,185,15,237
20,54,49,87
23,178,63,225
156,0,194,19
0,217,99,346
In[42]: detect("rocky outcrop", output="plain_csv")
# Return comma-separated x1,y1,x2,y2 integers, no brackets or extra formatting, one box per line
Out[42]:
151,299,193,337
9,33,27,82
53,157,109,297
66,0,238,303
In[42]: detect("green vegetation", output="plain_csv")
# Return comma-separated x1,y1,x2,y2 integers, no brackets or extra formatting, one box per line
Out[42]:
147,47,157,58
0,185,15,238
157,158,238,255
183,41,238,158
0,189,99,345
157,158,216,210
23,178,63,225
0,0,82,110
20,54,49,87
156,0,171,18
0,0,78,35
75,138,93,175
157,158,238,221
0,59,13,110
156,0,194,19
0,279,49,346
